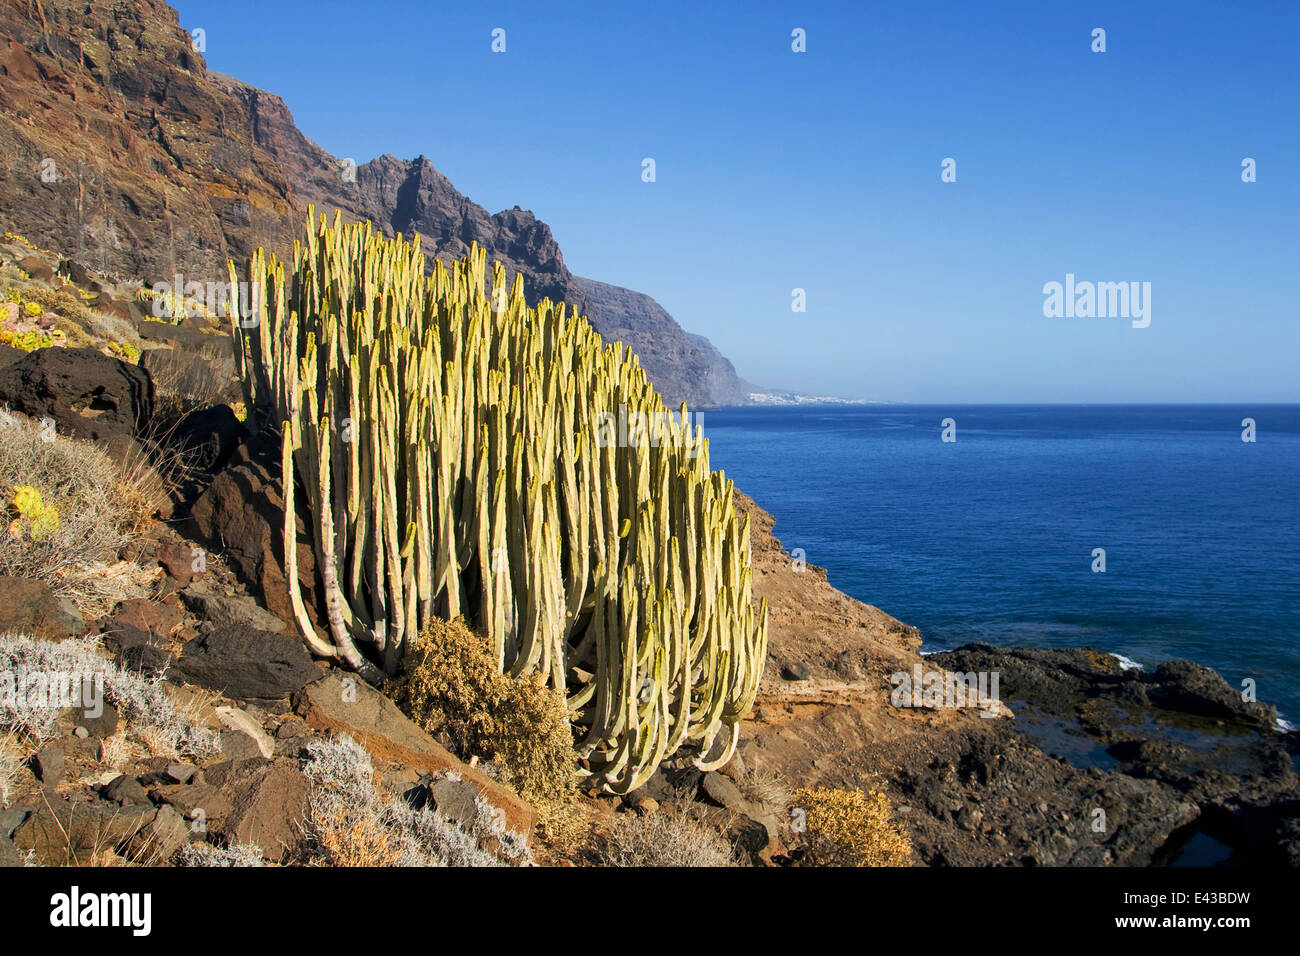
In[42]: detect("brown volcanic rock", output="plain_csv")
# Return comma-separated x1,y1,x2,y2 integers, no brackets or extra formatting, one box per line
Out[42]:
0,0,295,283
0,346,154,441
0,0,757,407
186,433,322,633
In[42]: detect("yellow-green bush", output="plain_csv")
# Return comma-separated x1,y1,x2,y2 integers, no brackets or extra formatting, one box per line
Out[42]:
0,329,62,352
388,617,575,805
106,340,140,363
6,485,60,541
793,786,913,867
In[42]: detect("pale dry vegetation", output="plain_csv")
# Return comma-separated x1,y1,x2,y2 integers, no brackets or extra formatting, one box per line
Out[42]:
299,734,532,867
592,809,737,867
0,412,154,604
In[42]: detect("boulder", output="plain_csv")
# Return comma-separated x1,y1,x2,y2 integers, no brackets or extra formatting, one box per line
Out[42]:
179,580,288,634
0,346,153,441
781,662,812,681
168,403,247,485
214,706,275,759
12,797,156,865
102,621,175,672
154,538,201,586
110,596,185,637
102,773,151,806
170,624,319,700
124,804,189,863
294,671,534,836
186,436,321,632
33,745,66,785
701,771,785,863
1146,660,1277,728
0,576,83,640
211,759,312,864
16,255,55,283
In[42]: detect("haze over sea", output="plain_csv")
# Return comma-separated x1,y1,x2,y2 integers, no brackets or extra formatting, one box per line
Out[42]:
703,404,1300,723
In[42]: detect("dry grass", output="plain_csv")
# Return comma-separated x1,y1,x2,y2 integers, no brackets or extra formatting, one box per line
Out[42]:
388,617,576,805
0,412,150,598
792,786,913,867
0,632,221,758
143,343,238,413
96,730,137,771
733,759,793,819
591,809,737,867
56,561,162,622
0,730,23,808
300,734,532,867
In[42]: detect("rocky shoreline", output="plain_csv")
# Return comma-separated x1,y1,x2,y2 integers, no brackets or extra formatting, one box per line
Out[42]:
727,494,1299,866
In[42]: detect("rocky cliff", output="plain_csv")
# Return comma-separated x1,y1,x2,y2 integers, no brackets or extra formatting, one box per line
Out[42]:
576,277,755,407
0,0,754,407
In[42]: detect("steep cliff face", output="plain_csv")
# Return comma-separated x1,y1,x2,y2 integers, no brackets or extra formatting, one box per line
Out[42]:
0,0,295,279
577,277,754,407
0,0,755,407
213,75,583,313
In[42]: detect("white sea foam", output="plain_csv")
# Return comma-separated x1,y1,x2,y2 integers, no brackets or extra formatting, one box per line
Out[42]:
1111,653,1144,672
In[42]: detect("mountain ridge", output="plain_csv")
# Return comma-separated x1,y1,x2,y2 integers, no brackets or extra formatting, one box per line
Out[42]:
0,0,755,407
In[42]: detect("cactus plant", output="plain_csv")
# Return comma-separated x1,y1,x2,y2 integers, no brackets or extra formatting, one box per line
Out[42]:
230,208,768,792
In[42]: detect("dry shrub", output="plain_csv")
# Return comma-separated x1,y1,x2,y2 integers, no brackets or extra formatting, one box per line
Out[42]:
0,730,23,808
300,734,531,867
177,842,266,867
0,413,147,590
0,632,221,758
388,617,576,805
793,786,912,867
734,760,792,819
310,801,405,867
593,810,736,867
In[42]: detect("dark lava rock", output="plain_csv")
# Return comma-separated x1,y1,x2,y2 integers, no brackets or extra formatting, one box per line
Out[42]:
170,624,319,699
167,402,248,495
187,436,321,632
103,773,151,806
101,622,175,672
33,746,66,785
1146,660,1277,729
13,798,156,865
781,662,812,681
0,346,153,441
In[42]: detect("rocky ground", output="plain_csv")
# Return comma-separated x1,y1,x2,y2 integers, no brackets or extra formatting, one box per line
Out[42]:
0,233,1296,867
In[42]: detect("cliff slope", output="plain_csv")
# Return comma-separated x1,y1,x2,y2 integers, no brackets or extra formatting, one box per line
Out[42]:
0,0,754,407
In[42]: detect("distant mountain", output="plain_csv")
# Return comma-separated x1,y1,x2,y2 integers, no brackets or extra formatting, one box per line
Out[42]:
575,278,756,407
0,0,760,408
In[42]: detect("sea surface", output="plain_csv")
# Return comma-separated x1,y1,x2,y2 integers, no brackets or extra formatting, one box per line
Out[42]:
701,405,1300,723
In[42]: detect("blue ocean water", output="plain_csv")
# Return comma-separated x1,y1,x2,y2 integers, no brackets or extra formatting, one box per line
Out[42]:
701,405,1300,722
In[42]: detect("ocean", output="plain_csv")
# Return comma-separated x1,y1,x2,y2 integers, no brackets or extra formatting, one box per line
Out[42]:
701,404,1300,723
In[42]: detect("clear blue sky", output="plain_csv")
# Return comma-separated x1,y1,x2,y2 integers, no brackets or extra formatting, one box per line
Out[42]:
176,0,1298,402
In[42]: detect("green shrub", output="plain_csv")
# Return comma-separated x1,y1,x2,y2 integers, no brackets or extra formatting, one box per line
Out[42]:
388,617,576,805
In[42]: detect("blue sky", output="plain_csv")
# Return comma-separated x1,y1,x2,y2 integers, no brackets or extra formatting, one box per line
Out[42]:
176,0,1298,402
